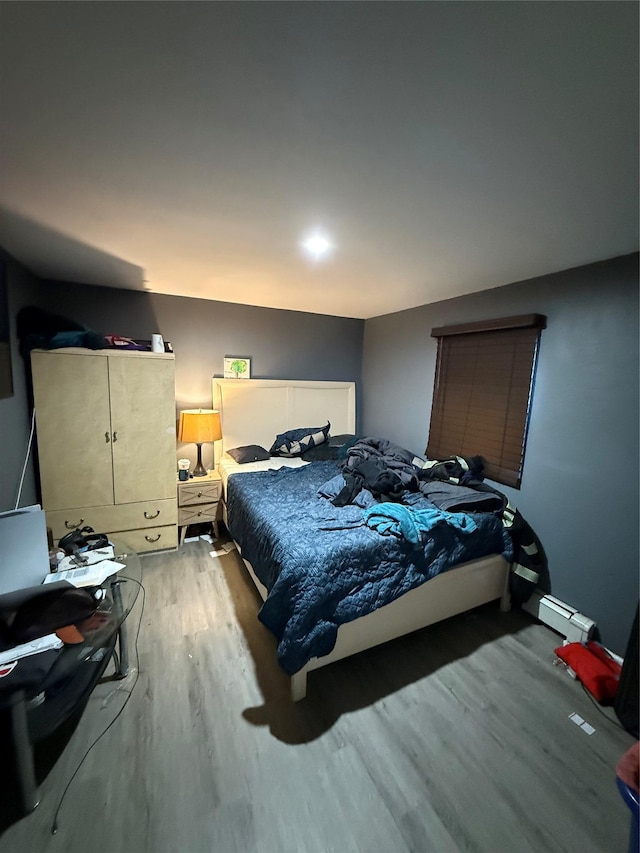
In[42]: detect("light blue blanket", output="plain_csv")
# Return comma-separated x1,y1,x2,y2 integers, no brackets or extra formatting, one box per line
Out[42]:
362,502,477,543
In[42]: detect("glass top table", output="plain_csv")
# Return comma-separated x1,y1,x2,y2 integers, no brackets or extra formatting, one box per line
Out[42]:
0,539,143,816
0,539,142,698
47,540,143,679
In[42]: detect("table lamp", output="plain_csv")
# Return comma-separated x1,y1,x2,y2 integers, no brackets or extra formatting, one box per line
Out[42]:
177,409,222,477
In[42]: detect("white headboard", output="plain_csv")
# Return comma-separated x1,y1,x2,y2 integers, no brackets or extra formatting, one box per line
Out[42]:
212,379,356,453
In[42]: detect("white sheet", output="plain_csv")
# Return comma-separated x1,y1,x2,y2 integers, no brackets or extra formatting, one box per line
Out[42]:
218,453,309,498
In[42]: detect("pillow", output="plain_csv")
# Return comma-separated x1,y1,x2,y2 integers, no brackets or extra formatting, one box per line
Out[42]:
328,433,357,447
301,434,361,461
330,434,361,459
270,422,330,457
301,443,341,461
227,445,271,464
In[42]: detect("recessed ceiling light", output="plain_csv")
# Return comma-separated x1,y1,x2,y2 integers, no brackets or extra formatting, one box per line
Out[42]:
300,230,335,260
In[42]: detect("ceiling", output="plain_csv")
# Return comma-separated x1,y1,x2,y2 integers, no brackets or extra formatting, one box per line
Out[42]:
0,2,637,320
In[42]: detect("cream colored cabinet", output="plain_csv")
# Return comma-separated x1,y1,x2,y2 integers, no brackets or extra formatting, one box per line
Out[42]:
31,348,178,552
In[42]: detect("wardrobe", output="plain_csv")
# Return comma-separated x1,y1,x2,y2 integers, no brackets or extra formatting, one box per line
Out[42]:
30,348,177,552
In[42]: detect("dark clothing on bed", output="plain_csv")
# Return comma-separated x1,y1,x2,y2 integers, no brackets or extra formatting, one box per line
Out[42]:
376,446,545,603
418,454,486,484
332,437,420,505
325,444,545,605
332,457,413,505
416,481,506,514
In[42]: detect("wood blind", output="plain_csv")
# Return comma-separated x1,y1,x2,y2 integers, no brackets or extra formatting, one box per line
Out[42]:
427,314,545,489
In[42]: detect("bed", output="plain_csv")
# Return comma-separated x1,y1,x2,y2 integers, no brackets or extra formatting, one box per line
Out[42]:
213,378,512,701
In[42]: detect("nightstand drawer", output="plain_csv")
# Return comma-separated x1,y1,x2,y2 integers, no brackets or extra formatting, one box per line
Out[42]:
178,503,217,525
178,481,221,506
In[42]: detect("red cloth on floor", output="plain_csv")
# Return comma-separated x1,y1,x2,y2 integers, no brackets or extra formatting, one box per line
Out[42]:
555,641,622,703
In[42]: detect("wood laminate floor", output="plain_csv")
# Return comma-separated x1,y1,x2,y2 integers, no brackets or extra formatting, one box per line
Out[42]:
1,540,635,853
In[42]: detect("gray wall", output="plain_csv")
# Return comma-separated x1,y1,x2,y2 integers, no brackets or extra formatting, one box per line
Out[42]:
0,250,42,511
362,253,639,655
19,280,364,474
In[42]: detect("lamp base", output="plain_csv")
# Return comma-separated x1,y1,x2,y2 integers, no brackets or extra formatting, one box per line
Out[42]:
193,444,207,477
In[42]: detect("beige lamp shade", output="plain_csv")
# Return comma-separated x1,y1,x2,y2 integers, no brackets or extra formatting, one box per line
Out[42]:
178,409,222,476
178,409,222,444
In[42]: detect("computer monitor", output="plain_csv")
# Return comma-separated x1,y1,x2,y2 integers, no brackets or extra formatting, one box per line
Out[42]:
0,505,49,594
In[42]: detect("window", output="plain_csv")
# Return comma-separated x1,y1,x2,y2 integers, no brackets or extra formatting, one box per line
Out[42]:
427,314,546,489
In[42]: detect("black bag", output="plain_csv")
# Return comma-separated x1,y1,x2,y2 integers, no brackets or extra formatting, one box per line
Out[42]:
58,526,109,556
0,582,98,649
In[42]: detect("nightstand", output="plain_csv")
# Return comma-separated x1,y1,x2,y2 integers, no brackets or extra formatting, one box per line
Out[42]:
177,470,221,546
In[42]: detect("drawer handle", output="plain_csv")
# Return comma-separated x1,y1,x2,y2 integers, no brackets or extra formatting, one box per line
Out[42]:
197,492,203,498
145,533,161,543
197,510,203,516
144,510,160,519
105,432,110,443
113,431,118,442
65,518,84,529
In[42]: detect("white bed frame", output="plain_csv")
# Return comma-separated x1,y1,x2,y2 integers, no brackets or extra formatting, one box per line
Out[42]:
213,378,511,701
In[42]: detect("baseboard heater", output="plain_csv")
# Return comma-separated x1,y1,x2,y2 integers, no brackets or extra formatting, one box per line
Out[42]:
523,591,596,644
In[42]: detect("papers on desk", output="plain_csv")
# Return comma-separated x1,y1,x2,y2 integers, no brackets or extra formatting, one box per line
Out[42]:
0,633,63,666
59,545,116,568
43,558,125,588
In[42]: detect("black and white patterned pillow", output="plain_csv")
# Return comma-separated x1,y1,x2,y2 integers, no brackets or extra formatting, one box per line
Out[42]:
270,422,330,457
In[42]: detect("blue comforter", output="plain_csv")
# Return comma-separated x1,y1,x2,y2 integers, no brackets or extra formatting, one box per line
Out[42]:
226,461,512,674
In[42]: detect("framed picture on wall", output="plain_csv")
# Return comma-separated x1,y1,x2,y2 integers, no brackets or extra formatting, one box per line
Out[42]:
223,356,251,379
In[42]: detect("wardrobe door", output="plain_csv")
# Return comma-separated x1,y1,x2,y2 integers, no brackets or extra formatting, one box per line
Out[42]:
108,354,176,505
31,351,114,510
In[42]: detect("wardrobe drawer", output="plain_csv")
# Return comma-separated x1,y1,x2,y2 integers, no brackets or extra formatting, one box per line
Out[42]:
47,499,177,541
111,525,178,554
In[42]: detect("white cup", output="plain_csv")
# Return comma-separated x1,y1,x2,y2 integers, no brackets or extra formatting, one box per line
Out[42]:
152,333,164,353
